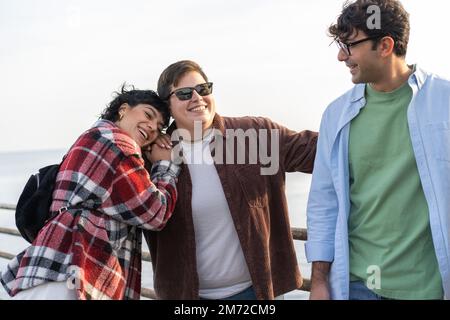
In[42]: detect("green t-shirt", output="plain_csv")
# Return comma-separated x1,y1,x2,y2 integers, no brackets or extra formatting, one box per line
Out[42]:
348,82,443,299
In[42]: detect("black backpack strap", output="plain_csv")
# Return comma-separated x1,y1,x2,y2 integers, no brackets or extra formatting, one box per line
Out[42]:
48,203,84,220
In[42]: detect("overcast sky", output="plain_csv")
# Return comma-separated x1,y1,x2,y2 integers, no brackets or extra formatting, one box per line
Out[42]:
1,0,449,152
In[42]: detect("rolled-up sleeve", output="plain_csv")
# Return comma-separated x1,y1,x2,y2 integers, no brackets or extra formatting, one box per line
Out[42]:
305,111,338,263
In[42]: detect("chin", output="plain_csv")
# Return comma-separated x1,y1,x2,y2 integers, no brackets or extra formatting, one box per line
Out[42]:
351,76,364,84
194,113,212,123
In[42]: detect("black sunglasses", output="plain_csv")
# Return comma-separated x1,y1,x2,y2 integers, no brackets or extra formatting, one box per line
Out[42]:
169,82,213,101
336,35,383,56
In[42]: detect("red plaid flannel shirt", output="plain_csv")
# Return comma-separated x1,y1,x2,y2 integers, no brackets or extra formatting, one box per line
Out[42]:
1,120,180,299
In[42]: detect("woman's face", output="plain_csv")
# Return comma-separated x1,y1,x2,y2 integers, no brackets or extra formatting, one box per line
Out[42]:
116,104,164,148
168,71,216,136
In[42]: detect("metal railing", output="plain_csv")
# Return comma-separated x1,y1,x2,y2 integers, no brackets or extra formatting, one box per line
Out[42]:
0,203,310,299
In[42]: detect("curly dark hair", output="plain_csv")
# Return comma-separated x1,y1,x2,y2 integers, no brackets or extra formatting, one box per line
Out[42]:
329,0,410,57
100,84,170,127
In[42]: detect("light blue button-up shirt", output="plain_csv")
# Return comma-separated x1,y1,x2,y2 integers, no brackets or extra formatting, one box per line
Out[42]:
305,66,450,299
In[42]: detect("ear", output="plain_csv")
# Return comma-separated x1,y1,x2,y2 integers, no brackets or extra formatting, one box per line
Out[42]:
378,36,395,58
118,103,130,116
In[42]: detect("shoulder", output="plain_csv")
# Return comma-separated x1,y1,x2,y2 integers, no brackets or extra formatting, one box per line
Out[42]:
423,71,450,91
221,115,257,127
222,115,286,131
324,85,363,119
75,120,141,158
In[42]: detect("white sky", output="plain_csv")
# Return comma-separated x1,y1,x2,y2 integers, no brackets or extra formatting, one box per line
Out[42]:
1,0,449,152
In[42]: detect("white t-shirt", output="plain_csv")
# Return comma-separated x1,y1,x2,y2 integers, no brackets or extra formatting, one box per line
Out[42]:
181,134,252,299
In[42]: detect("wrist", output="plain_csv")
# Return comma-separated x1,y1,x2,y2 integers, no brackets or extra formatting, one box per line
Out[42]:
311,261,331,283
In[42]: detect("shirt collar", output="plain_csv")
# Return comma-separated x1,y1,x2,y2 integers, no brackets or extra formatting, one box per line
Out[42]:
349,64,426,103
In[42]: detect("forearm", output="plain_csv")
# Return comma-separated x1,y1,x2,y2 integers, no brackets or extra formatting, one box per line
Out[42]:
254,117,318,173
311,261,331,284
282,129,318,173
103,160,180,230
148,162,180,230
309,261,332,300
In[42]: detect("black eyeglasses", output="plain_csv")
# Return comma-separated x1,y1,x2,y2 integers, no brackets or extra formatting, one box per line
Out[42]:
169,82,213,101
336,35,383,56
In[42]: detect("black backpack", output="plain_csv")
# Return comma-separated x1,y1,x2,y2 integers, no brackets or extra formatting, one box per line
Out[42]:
15,163,61,243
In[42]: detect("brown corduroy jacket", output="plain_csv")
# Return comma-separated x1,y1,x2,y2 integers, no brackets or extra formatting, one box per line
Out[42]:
144,114,318,299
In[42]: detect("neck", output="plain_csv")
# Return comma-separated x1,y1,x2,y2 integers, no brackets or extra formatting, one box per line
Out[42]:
370,59,412,92
178,125,213,143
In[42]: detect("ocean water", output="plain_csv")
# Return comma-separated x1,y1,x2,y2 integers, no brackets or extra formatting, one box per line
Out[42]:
0,149,311,300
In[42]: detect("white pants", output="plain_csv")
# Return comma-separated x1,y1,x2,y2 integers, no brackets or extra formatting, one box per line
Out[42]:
12,281,77,300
